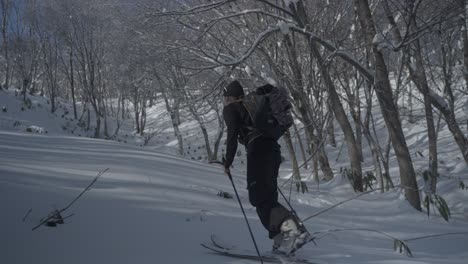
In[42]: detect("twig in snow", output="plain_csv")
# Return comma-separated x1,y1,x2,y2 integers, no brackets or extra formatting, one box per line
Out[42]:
22,208,32,222
312,228,413,257
32,168,109,231
405,232,468,242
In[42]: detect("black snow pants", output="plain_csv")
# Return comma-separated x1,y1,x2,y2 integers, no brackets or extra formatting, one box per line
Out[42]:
247,137,291,239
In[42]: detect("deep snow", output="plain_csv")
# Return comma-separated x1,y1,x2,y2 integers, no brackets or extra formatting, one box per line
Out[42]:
1,89,468,264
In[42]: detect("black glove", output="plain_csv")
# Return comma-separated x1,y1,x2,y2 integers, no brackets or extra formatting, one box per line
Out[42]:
222,157,230,175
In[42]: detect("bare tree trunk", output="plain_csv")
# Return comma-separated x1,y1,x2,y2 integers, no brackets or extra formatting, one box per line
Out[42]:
283,33,334,180
134,99,140,134
406,45,438,193
69,46,77,119
140,100,146,136
283,129,307,193
1,0,10,89
162,92,183,156
355,0,421,210
212,110,225,161
363,84,385,192
355,85,363,162
461,0,468,93
199,123,212,160
293,123,308,170
310,43,363,192
121,95,125,120
327,113,336,147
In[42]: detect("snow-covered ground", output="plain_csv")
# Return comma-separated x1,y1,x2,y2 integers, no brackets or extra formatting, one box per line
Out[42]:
1,88,468,264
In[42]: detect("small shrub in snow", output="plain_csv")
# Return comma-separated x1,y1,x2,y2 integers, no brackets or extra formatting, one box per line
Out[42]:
363,171,377,191
459,181,466,190
26,126,47,134
419,170,451,222
23,98,32,109
217,191,233,199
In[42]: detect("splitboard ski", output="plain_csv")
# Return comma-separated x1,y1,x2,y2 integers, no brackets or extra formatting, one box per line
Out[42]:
201,234,319,264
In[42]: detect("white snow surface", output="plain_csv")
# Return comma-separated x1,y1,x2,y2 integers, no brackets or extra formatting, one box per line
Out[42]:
1,89,468,264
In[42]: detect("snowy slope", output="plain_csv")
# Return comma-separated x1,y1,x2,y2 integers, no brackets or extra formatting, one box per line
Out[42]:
1,131,468,264
2,86,468,263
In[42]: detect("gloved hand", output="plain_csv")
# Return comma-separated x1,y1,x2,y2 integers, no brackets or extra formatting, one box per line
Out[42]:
222,157,231,176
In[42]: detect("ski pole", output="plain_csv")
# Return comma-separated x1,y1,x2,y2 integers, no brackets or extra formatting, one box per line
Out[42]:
226,171,264,264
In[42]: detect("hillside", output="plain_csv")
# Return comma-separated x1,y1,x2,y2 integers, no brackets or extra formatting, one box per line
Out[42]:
1,88,468,264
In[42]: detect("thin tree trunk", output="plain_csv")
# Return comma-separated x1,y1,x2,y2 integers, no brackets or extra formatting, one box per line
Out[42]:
134,100,140,134
406,46,438,193
1,0,10,89
327,114,336,147
70,46,77,119
310,43,363,192
355,0,421,210
293,123,309,170
461,0,468,93
283,129,307,193
199,123,212,160
212,110,225,161
283,34,334,180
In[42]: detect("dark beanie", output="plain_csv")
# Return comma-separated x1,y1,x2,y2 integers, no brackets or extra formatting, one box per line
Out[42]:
224,80,244,97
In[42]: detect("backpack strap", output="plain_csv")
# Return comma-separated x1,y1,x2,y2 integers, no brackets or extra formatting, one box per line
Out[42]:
241,101,262,145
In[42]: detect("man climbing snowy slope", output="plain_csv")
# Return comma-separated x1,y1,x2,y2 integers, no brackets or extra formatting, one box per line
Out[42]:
222,79,309,254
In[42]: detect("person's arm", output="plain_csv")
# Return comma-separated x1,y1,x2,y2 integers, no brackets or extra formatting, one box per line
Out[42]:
223,104,241,169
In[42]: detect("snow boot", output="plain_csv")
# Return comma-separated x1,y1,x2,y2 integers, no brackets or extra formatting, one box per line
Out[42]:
272,217,312,255
271,217,300,254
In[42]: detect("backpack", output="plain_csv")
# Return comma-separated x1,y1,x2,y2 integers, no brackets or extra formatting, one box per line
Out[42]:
242,84,294,141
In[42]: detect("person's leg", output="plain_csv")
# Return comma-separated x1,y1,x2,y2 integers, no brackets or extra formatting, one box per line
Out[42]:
247,139,290,238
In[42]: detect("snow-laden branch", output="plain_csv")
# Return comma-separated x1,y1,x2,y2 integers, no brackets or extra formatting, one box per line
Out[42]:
216,25,280,66
288,26,375,82
254,0,295,17
174,20,375,84
198,9,294,38
146,0,232,17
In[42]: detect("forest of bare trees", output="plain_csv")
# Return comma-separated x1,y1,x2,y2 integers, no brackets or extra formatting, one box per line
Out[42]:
1,0,467,211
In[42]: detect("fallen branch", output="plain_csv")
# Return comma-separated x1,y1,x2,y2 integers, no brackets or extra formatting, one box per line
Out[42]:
32,168,109,231
22,208,32,222
405,232,468,242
